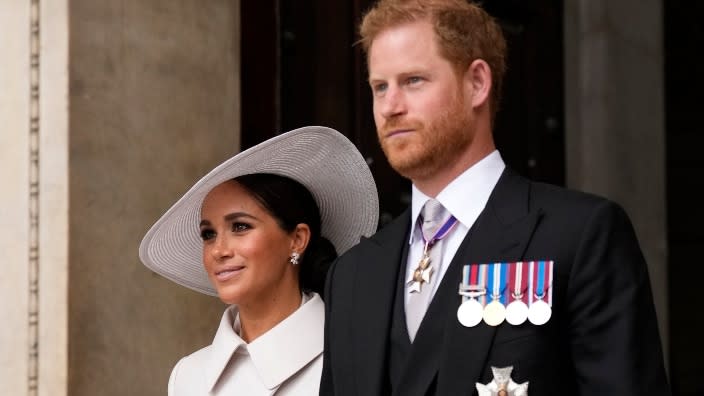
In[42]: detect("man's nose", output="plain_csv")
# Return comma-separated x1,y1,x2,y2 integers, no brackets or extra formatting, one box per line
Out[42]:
379,87,406,119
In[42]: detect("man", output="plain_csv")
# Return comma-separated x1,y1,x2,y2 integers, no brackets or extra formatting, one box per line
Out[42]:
320,0,670,395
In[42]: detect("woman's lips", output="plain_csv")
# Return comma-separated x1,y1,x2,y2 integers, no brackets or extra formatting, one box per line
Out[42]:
215,266,244,282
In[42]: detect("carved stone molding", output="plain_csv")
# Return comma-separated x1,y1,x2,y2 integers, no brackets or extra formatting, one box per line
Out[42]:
28,1,41,394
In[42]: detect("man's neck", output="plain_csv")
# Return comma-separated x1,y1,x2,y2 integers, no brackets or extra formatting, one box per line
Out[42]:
413,140,495,197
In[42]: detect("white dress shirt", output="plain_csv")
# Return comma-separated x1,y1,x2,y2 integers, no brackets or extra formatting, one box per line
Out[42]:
168,293,324,396
404,150,505,309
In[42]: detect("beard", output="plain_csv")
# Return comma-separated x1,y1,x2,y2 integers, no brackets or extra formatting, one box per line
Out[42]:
377,94,473,182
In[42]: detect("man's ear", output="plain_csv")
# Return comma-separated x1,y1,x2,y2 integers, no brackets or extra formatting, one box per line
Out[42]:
464,59,492,109
291,223,312,255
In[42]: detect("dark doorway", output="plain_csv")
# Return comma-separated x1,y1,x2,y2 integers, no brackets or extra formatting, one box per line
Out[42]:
664,1,704,395
240,0,564,227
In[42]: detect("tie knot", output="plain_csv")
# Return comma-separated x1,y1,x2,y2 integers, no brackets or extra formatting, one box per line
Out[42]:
420,199,449,239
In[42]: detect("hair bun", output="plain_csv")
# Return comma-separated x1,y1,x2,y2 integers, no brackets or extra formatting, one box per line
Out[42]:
300,236,338,296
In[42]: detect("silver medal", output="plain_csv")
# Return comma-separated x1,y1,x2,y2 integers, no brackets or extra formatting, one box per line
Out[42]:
527,299,551,325
505,299,529,325
457,298,484,327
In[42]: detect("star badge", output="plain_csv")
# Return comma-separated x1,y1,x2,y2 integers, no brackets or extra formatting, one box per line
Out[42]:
406,260,434,293
475,366,529,396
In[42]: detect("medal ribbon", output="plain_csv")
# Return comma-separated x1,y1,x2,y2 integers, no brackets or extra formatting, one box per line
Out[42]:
487,263,507,305
532,260,554,306
508,261,529,304
461,265,471,303
460,264,484,303
478,264,487,306
501,262,509,305
418,214,458,248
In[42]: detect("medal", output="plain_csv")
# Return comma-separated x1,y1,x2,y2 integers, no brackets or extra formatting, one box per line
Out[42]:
457,264,486,327
407,214,458,293
476,366,529,396
505,299,529,326
527,299,551,325
406,244,434,293
527,260,553,325
483,300,506,326
505,262,529,325
457,298,484,327
482,263,507,326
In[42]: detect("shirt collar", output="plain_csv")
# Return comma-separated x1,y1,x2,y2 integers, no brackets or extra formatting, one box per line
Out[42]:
205,293,325,392
409,150,505,244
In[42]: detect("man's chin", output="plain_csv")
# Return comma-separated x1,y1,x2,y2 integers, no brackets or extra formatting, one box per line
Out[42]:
388,157,429,180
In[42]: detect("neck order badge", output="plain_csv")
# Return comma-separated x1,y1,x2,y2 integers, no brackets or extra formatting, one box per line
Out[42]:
406,200,458,293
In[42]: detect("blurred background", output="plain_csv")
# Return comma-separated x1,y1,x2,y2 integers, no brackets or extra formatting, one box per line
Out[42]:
1,0,700,395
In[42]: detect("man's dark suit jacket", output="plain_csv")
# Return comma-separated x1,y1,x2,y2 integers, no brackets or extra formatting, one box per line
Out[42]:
320,168,670,395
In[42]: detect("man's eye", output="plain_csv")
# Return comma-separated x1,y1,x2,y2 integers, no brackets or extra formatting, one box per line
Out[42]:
407,76,422,85
200,229,215,241
372,83,388,94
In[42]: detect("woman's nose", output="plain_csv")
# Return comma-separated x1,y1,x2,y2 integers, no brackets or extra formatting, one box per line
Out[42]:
211,235,234,260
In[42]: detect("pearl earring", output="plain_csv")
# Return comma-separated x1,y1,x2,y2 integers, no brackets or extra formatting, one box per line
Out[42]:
289,252,300,265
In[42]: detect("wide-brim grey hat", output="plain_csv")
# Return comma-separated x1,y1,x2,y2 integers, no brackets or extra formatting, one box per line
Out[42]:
139,126,379,296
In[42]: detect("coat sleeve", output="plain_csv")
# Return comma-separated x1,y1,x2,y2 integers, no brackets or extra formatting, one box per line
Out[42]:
566,200,670,395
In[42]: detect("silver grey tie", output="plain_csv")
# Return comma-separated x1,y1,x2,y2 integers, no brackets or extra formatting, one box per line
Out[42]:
406,199,452,341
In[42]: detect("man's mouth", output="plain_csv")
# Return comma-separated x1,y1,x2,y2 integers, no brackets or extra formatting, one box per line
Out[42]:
384,128,414,138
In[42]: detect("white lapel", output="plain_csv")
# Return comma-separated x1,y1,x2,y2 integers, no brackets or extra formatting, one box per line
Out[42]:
204,305,247,392
247,293,325,390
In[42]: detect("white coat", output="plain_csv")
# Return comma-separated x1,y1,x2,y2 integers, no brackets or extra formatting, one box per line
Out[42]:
168,293,324,395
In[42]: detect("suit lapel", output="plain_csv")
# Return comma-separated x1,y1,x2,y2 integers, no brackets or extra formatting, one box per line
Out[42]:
352,211,411,396
436,168,543,395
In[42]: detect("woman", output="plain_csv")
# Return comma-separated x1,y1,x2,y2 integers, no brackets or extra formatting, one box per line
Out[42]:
139,126,378,395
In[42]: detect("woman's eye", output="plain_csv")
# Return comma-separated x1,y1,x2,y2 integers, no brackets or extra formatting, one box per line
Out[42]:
200,229,216,241
232,222,251,233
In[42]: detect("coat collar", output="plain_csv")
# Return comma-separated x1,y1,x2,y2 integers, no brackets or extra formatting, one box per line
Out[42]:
205,293,325,392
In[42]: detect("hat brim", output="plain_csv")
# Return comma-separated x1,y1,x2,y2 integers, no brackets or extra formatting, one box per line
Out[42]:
139,126,379,296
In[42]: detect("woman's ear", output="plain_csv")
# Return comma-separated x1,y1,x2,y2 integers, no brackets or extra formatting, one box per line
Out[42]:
464,59,492,109
290,223,312,255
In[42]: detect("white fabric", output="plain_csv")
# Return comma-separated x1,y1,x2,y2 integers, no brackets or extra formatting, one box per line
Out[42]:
168,293,325,396
404,151,505,331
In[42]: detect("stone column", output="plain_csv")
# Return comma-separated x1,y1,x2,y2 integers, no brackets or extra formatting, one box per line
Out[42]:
564,0,668,361
1,1,70,395
0,1,33,393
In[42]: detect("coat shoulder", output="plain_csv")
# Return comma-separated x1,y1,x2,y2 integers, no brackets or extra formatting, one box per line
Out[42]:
168,345,213,395
527,178,630,222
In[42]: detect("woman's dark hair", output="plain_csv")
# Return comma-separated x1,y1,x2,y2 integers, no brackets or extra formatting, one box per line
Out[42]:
233,173,337,295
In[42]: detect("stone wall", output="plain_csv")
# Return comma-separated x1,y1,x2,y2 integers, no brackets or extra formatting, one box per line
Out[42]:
0,1,241,395
68,1,241,395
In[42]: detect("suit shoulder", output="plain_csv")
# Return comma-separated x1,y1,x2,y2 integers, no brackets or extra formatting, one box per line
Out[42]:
529,180,626,215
